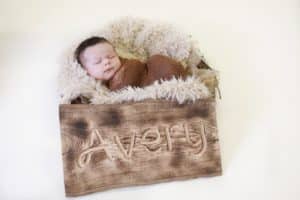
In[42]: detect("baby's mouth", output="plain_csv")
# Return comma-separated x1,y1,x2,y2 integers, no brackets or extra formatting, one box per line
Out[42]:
105,67,113,73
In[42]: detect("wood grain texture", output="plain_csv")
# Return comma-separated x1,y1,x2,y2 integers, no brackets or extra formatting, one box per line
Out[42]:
59,98,222,196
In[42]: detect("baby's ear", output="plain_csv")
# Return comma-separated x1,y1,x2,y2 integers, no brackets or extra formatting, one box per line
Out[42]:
78,55,88,69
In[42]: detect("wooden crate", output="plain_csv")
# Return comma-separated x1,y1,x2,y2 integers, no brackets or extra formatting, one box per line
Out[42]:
59,97,222,196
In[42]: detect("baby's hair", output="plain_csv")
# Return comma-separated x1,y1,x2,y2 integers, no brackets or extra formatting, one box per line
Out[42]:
74,36,111,66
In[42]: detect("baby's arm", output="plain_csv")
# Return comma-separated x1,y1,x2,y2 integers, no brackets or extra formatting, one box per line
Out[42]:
108,59,147,91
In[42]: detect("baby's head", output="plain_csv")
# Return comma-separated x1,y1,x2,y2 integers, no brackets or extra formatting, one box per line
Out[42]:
74,36,121,81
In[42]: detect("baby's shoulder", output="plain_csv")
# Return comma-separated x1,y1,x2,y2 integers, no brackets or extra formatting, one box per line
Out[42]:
121,57,145,67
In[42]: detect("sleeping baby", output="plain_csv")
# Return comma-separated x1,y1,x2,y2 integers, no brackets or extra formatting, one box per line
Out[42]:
72,36,190,103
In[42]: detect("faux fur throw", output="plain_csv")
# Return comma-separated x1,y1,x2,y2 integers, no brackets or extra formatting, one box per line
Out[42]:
57,17,218,104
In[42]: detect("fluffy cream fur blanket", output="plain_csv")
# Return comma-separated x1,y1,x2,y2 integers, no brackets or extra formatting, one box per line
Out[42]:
57,17,219,104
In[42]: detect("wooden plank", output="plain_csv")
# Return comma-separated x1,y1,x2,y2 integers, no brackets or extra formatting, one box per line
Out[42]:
59,98,222,196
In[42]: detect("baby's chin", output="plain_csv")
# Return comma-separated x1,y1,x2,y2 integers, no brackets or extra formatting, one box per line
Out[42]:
110,65,121,78
100,67,119,81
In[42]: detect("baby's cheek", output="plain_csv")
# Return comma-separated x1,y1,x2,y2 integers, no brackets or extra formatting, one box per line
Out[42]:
89,67,101,78
115,59,121,68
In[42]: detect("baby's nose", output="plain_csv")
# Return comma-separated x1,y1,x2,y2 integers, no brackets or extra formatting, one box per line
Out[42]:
103,58,111,65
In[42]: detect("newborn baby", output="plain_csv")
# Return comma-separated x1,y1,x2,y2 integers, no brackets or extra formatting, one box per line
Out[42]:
74,36,189,92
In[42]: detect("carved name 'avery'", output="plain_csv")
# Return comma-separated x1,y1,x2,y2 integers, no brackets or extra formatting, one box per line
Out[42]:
77,121,211,168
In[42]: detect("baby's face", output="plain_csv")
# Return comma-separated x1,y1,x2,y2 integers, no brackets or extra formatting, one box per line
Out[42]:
80,42,121,81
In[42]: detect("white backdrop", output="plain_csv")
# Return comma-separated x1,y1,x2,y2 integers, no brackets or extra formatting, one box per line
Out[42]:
0,0,299,199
